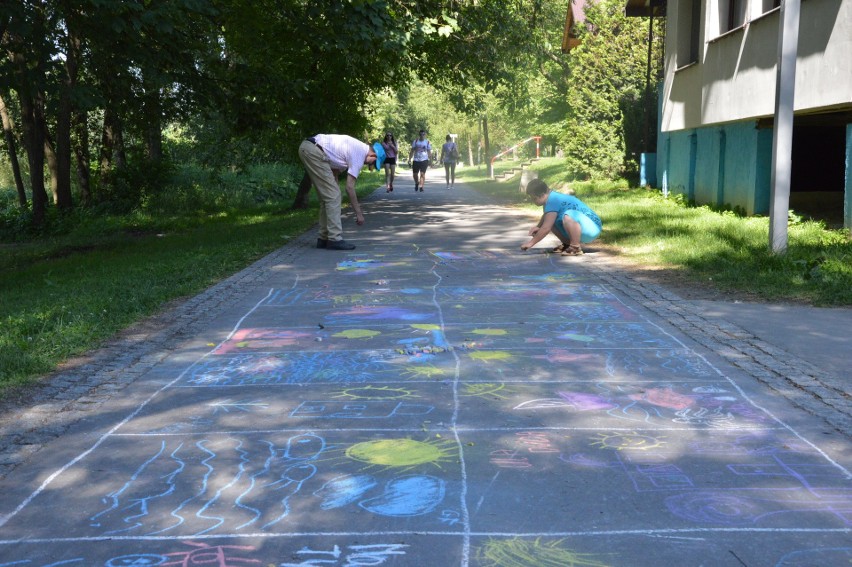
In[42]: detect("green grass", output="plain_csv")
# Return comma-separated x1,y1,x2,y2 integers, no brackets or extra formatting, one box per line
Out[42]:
0,168,383,395
459,158,852,306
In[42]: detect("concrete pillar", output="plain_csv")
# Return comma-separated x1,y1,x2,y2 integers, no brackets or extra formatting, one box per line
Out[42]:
845,123,852,232
768,0,800,254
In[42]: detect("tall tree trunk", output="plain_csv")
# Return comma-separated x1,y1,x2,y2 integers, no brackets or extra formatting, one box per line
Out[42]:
44,130,59,204
18,88,48,225
0,90,27,207
54,82,73,210
482,115,490,173
143,86,162,162
146,121,162,162
291,172,313,209
54,7,80,211
74,109,91,206
98,105,126,188
5,6,48,224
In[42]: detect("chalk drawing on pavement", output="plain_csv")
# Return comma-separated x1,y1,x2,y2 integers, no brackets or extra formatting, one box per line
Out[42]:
213,329,314,354
775,548,852,566
4,239,851,566
460,382,514,399
290,400,434,420
331,329,381,339
589,431,668,452
208,399,269,413
332,385,419,400
316,474,446,517
475,537,611,567
508,384,767,428
664,490,852,527
84,432,458,536
344,437,457,472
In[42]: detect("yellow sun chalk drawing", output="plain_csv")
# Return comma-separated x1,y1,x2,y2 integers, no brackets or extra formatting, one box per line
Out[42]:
477,537,611,566
400,364,447,379
461,383,512,399
471,328,508,336
469,350,513,363
411,323,442,331
332,386,417,400
590,431,667,451
345,438,456,470
332,329,380,339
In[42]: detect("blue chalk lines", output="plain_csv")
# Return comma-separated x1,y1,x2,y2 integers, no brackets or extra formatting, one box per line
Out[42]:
86,433,454,536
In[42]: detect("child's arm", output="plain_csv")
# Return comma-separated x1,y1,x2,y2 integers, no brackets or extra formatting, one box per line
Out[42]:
527,214,545,235
521,212,557,250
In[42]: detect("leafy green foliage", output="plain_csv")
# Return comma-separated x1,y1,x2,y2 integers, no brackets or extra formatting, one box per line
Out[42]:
560,0,664,180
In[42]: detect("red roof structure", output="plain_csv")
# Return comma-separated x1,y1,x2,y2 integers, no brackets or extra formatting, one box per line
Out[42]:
561,0,589,53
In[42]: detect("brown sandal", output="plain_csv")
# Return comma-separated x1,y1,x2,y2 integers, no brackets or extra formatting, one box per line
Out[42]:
551,244,568,253
561,244,584,256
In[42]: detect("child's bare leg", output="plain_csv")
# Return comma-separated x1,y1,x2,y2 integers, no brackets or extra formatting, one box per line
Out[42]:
552,234,571,252
561,216,584,255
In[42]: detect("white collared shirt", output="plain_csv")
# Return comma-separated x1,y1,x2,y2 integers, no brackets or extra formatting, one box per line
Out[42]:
314,134,370,178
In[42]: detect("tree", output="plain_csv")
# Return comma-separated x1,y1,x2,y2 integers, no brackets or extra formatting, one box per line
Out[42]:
0,90,26,206
560,0,664,180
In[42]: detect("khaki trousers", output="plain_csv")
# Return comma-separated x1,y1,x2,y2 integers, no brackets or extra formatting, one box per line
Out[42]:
298,140,343,241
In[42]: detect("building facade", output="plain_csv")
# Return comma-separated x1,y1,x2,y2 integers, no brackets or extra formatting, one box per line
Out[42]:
656,0,851,229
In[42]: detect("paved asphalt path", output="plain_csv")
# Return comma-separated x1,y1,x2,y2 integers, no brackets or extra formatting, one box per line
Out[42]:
0,168,849,566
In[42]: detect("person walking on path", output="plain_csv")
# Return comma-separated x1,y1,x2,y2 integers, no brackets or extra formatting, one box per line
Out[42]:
381,132,398,192
439,134,458,189
299,134,383,250
410,130,431,192
520,178,602,256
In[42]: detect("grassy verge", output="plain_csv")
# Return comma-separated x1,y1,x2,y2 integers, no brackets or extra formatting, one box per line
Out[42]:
0,169,383,395
459,158,852,306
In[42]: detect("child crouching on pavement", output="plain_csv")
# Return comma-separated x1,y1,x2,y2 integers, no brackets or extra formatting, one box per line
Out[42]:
520,179,602,256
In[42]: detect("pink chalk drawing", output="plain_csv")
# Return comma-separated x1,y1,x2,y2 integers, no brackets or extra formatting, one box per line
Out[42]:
214,328,313,354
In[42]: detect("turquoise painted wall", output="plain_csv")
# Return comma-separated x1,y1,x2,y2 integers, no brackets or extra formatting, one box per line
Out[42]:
657,121,772,215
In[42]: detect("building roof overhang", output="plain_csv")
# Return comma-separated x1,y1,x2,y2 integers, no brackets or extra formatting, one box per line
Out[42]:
561,0,588,53
625,0,667,18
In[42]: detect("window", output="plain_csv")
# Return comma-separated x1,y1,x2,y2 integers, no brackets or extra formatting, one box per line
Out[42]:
721,0,747,32
761,0,781,13
677,0,701,67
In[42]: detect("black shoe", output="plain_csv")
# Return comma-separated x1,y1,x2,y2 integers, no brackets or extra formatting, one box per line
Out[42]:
326,239,356,250
317,238,328,249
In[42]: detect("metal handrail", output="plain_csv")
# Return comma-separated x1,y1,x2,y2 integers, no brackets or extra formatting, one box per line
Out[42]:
489,136,542,178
